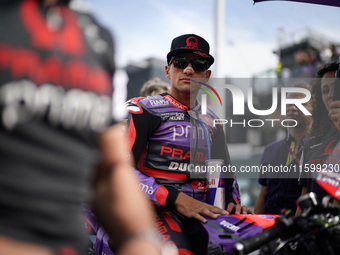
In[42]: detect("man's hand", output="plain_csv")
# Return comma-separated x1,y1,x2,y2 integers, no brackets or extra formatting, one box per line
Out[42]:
174,192,227,223
174,193,254,223
225,203,254,215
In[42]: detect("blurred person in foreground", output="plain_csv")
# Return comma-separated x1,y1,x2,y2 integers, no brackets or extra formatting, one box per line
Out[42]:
0,1,161,255
125,34,251,255
140,77,170,97
254,83,312,215
299,61,340,206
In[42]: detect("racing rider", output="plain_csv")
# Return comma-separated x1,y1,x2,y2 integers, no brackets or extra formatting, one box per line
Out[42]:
125,34,250,255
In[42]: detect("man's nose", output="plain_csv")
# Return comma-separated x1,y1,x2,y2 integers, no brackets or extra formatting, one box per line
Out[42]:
286,103,297,111
183,63,194,75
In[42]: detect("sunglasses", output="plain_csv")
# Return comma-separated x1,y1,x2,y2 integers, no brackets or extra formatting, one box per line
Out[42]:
170,57,209,72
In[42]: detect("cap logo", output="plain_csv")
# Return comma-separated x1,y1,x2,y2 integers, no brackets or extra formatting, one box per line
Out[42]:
167,34,214,66
185,36,198,50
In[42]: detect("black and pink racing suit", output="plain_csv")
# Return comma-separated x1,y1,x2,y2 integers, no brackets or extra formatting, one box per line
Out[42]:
125,92,240,254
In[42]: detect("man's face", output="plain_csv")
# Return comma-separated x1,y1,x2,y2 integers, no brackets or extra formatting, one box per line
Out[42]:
165,53,211,98
321,70,336,113
286,91,312,128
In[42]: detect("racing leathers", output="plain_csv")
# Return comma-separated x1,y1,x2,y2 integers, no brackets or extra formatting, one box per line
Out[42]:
125,92,240,210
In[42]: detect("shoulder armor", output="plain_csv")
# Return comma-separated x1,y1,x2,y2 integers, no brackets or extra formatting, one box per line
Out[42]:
125,97,145,114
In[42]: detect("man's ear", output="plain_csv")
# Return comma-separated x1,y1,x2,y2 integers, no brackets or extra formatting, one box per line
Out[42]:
165,65,171,80
206,70,211,79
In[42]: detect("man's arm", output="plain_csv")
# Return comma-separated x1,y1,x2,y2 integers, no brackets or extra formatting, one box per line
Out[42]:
91,124,161,255
126,105,182,210
127,106,231,221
